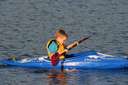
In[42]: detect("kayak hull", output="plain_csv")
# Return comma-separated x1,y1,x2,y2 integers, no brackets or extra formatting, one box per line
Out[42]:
0,51,128,69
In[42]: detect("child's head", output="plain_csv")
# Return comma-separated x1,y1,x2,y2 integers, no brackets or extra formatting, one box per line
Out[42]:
55,29,68,44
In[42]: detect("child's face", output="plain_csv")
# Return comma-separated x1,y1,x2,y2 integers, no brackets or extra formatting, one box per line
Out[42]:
57,35,67,44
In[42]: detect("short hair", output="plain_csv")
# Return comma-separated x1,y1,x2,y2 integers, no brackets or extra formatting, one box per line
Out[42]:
55,29,68,38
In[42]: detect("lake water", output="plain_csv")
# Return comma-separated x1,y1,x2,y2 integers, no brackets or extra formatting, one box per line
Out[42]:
0,0,128,85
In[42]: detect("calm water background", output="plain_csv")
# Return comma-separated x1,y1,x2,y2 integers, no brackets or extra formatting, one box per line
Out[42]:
0,0,128,85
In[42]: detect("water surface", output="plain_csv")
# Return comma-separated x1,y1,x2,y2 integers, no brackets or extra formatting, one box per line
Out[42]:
0,0,128,85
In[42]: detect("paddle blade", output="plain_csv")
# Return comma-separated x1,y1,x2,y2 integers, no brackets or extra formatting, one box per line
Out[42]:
78,36,91,43
51,53,60,66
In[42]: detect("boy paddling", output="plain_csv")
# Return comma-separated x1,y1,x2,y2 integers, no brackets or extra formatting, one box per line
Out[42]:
46,29,79,65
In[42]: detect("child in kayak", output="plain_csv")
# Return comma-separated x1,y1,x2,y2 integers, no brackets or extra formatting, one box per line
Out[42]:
46,29,78,61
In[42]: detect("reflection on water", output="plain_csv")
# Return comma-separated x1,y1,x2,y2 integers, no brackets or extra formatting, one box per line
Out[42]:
32,69,77,85
48,70,68,85
0,67,128,85
34,69,128,85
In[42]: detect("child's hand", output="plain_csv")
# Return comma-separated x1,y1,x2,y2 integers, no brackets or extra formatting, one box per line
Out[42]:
67,41,79,49
64,49,69,53
73,41,79,46
58,49,68,54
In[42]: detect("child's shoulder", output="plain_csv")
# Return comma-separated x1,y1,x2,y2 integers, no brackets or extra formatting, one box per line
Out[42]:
47,39,58,45
48,39,56,43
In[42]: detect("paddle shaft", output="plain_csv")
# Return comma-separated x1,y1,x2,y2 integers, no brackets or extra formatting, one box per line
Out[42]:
60,36,91,56
68,36,91,50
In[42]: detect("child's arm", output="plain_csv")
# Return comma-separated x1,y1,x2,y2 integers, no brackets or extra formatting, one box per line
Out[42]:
66,41,79,50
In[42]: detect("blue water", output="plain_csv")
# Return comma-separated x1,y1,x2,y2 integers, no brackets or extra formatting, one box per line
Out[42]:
0,68,128,85
0,0,128,85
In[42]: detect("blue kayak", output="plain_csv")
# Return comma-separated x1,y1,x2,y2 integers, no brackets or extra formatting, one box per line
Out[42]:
0,51,128,69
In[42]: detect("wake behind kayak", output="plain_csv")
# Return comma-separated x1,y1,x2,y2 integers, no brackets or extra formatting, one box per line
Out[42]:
0,51,128,69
